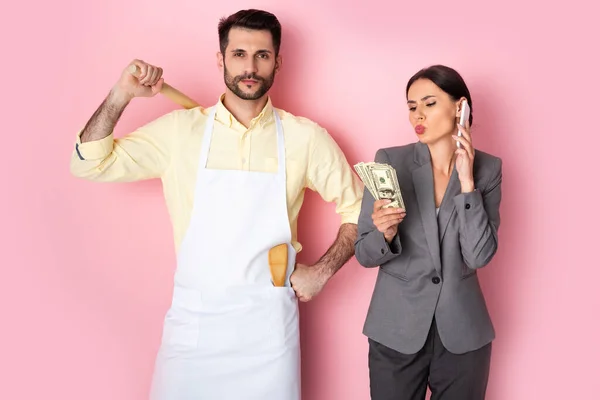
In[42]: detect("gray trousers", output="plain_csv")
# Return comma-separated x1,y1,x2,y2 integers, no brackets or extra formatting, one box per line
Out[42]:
368,319,492,400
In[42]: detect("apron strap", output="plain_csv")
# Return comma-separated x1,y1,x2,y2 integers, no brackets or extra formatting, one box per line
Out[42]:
198,107,217,169
274,110,286,179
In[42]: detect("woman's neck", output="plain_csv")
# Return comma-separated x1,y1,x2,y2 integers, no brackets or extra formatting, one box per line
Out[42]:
428,137,456,176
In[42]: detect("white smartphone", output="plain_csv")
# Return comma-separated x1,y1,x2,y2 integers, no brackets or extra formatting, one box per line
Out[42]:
457,99,470,148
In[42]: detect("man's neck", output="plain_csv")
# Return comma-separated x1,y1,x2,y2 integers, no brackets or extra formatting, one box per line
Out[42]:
222,90,269,128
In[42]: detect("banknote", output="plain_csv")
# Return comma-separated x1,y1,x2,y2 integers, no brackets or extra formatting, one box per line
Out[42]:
354,162,405,210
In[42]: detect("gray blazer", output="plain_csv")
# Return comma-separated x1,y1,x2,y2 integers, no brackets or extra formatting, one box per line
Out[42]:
355,141,502,355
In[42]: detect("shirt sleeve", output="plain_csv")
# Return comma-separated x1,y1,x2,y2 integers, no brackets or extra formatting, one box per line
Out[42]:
69,110,178,182
306,126,364,224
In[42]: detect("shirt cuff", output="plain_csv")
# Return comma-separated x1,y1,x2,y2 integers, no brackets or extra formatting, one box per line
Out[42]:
340,210,360,225
74,130,114,161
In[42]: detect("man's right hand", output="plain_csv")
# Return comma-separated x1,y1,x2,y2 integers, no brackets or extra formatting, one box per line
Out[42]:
372,199,405,243
112,59,164,102
79,60,164,144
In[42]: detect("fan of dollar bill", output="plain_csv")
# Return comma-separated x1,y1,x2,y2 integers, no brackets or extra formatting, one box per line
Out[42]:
354,162,406,210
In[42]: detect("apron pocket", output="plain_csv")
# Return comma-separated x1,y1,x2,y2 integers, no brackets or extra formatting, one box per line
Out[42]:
194,289,280,355
162,307,200,350
268,287,300,349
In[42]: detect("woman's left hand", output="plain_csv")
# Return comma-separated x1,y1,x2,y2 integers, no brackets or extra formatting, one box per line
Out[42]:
453,122,475,192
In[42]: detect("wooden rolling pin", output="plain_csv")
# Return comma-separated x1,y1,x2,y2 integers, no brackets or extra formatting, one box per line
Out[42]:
127,64,200,110
268,243,288,287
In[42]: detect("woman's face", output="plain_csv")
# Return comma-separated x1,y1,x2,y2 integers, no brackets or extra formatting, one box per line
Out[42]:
407,78,464,145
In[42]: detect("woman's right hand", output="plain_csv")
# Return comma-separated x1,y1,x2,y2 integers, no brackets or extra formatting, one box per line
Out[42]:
372,199,406,243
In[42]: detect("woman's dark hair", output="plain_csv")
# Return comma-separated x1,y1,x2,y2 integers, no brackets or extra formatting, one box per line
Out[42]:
406,65,473,126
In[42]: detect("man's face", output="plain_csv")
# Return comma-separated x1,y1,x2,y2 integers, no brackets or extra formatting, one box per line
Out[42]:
218,27,281,100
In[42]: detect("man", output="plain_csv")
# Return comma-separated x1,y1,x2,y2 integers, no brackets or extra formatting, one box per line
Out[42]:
70,9,363,400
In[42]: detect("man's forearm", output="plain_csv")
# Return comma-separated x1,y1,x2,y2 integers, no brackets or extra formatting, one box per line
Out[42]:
80,89,131,143
315,222,358,278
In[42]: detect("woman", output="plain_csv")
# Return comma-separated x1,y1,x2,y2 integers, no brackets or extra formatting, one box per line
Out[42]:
355,65,502,400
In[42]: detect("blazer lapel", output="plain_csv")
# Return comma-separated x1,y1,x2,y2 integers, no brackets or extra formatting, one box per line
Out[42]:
438,167,461,243
412,144,442,275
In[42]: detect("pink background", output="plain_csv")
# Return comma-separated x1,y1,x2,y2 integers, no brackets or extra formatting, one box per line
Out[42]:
2,0,598,399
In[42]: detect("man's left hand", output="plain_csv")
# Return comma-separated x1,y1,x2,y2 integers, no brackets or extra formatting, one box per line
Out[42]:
290,263,330,302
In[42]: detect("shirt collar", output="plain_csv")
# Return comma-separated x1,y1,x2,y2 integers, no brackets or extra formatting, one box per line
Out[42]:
214,93,274,129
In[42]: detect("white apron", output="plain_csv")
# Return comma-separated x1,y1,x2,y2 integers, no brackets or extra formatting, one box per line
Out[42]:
149,106,301,400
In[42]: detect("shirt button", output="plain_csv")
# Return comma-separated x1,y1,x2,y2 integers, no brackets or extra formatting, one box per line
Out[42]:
242,158,246,164
432,277,441,284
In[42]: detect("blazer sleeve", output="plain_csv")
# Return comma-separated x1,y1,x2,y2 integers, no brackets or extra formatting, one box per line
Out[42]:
354,148,403,268
453,156,503,269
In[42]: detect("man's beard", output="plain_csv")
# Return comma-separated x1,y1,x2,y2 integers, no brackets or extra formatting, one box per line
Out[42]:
224,65,275,100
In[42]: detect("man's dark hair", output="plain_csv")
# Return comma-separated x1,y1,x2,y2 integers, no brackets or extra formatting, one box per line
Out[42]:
218,9,282,56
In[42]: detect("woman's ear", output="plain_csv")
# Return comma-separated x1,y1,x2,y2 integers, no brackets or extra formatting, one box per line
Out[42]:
456,97,467,118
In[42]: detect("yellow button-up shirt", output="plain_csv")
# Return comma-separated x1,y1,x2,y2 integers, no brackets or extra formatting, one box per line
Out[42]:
70,95,364,253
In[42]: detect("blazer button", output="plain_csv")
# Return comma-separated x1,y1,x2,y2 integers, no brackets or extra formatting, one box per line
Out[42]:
465,203,471,209
432,277,441,284
381,248,385,254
